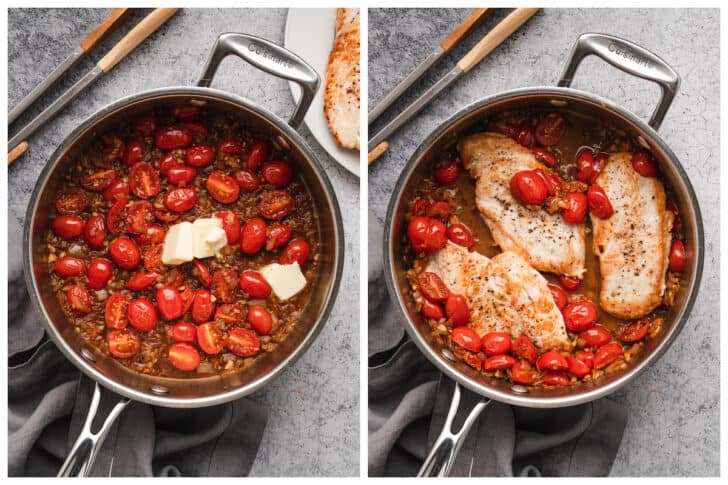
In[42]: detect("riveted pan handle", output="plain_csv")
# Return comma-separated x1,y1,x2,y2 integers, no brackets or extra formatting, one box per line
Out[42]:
197,33,320,130
557,33,680,130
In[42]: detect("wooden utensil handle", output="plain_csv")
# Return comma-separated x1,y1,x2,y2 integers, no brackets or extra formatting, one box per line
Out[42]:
456,8,539,73
79,8,130,53
8,140,29,165
441,8,488,52
368,141,389,164
97,8,178,73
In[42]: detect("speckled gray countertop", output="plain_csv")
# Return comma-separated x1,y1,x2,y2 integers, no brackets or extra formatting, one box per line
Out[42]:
8,8,359,477
369,8,719,477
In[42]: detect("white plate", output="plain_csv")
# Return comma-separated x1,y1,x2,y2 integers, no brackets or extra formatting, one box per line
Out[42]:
284,8,360,177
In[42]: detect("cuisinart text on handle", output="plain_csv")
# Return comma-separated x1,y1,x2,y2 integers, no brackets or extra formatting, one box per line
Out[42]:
247,41,293,69
608,42,654,69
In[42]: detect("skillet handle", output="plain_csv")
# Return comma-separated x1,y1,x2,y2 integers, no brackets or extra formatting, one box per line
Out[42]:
557,33,680,130
58,382,130,477
197,33,320,130
418,382,490,477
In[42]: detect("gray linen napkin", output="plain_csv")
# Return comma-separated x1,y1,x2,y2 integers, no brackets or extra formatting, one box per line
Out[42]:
367,211,627,476
8,213,267,476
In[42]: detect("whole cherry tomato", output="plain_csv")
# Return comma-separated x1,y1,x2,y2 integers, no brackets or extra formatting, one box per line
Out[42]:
536,351,568,371
107,330,140,358
516,121,535,147
155,126,193,151
451,326,481,353
207,171,240,204
191,289,215,323
483,354,517,371
577,325,611,348
179,121,209,138
548,283,568,310
210,268,238,303
218,138,244,155
159,152,183,176
133,115,157,136
280,239,311,266
122,140,144,167
562,300,598,332
54,256,85,278
533,168,562,196
542,372,569,386
103,178,130,202
185,144,216,167
239,270,272,299
421,299,445,319
226,328,260,357
631,150,658,177
241,218,267,255
258,190,295,220
511,334,538,364
532,146,558,167
433,159,463,186
465,353,483,370
566,356,592,378
417,272,449,302
127,298,158,331
234,169,262,192
55,188,88,214
619,318,651,343
411,197,431,216
216,211,241,244
575,351,595,368
125,200,155,234
170,322,198,344
445,294,469,326
129,162,161,199
594,342,623,369
87,258,113,290
510,360,540,385
406,216,447,253
125,270,158,291
164,187,198,212
481,332,511,356
84,215,107,249
262,161,294,188
80,169,116,192
168,343,200,371
574,149,605,184
557,275,582,291
167,166,198,186
266,223,292,250
247,306,273,335
105,293,130,329
587,184,614,219
534,113,566,146
446,223,475,249
109,237,141,270
171,105,200,121
510,170,548,205
669,240,686,273
486,121,518,139
197,322,225,355
561,192,588,224
427,201,450,221
52,215,85,240
245,140,270,170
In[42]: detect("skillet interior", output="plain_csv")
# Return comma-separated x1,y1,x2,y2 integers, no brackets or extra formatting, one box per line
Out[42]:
25,88,343,408
385,87,703,407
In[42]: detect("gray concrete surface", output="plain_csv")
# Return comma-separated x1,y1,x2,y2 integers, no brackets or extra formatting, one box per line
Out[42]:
369,8,719,477
8,8,359,477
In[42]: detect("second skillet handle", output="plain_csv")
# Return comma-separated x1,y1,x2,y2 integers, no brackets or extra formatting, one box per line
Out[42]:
197,33,320,130
57,382,130,477
557,32,680,131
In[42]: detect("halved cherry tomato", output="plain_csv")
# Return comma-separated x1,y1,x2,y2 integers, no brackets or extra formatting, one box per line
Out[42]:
107,330,140,358
211,268,238,303
127,298,158,331
55,188,89,214
103,179,130,203
129,162,161,199
164,187,198,212
510,170,548,205
577,325,611,348
168,343,200,371
511,335,537,364
80,169,116,192
107,198,128,236
594,342,623,369
136,224,165,246
109,237,141,270
247,306,273,335
105,293,130,329
197,322,225,354
171,322,198,344
125,270,158,291
159,152,183,176
557,275,582,291
562,300,598,332
407,216,447,253
94,134,125,167
245,140,270,170
667,202,680,234
446,223,475,249
483,354,517,371
122,140,144,167
280,239,310,266
536,351,568,371
532,146,558,167
156,285,184,320
180,287,194,315
548,284,568,310
587,184,614,219
258,190,295,220
226,328,260,357
510,360,539,385
566,356,592,378
215,211,241,244
125,201,154,234
486,120,518,139
433,159,463,186
481,332,511,356
561,192,588,224
542,372,569,386
631,150,658,177
53,256,85,278
143,244,163,271
155,126,193,151
262,161,293,188
191,289,215,323
445,294,469,326
239,271,272,299
266,223,292,250
218,138,244,155
451,326,481,353
52,215,85,240
214,303,245,325
669,240,686,273
412,197,431,216
619,318,651,342
133,115,157,136
465,353,483,370
87,258,112,290
427,201,450,221
417,272,449,302
575,351,595,368
167,166,197,186
154,207,180,223
84,215,107,249
421,299,445,319
171,105,201,121
533,168,562,196
534,113,566,146
516,121,535,147
234,169,262,192
207,171,240,203
191,259,212,287
241,218,267,255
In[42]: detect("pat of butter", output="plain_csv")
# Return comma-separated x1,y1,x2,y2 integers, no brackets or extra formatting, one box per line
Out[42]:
192,218,228,259
161,222,195,265
259,262,307,300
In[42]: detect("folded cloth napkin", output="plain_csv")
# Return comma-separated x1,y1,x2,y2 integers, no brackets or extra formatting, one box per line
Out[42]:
8,213,267,477
367,211,627,477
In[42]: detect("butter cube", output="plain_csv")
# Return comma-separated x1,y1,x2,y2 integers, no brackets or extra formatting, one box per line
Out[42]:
259,262,307,300
161,222,194,265
192,218,228,259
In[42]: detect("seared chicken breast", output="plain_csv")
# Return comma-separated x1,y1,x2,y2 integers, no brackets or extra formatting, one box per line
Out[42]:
458,133,586,278
591,153,673,319
324,8,360,150
427,242,571,351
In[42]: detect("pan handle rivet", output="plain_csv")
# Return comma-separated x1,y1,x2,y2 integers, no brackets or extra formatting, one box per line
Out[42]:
549,99,568,107
440,348,456,361
510,385,529,394
189,98,207,107
150,385,169,395
80,348,96,363
275,135,291,151
637,135,651,150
